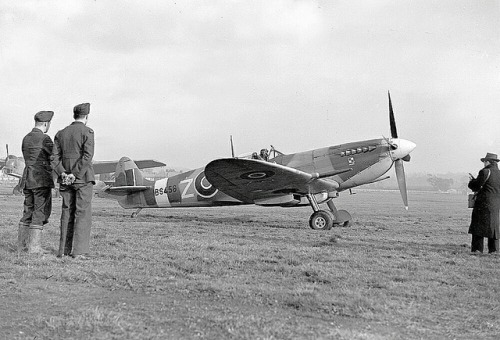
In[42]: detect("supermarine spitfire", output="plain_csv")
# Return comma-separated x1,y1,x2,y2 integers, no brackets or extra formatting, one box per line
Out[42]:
1,145,25,195
101,93,416,230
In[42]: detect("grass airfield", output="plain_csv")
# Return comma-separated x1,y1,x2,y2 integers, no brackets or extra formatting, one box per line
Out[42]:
1,189,499,339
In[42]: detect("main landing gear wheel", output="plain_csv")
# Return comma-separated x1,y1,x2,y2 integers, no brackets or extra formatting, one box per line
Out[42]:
333,209,352,228
309,210,334,230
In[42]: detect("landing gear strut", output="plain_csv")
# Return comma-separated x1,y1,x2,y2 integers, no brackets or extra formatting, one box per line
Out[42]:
306,194,334,230
306,194,352,230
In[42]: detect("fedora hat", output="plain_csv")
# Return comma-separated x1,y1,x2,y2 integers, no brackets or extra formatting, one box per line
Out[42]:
481,152,500,162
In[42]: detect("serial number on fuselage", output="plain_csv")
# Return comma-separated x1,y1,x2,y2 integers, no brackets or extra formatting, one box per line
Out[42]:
153,171,219,205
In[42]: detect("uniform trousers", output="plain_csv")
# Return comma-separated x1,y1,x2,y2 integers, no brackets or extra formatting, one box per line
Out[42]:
471,235,499,253
59,182,93,255
20,188,52,226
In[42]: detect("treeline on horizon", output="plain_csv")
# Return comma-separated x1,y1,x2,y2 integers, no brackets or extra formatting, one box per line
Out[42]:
365,172,470,193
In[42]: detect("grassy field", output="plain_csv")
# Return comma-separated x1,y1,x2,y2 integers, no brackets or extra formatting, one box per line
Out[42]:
1,190,499,339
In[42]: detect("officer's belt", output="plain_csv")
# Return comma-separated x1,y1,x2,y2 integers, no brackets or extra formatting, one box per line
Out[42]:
62,152,83,158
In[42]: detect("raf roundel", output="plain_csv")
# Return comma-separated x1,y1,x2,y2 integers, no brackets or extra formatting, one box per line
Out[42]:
194,171,218,198
240,170,275,180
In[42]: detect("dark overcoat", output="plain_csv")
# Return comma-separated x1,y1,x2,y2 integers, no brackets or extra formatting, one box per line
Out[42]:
20,128,55,190
52,121,95,184
468,163,500,239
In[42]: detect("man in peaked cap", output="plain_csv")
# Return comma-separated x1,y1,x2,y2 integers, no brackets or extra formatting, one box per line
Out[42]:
468,152,500,254
18,110,55,254
52,103,95,260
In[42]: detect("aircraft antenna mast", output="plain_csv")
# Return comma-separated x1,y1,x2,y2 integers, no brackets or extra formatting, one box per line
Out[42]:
230,135,235,158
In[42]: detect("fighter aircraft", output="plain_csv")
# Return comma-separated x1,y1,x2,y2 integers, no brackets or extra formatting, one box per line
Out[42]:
1,145,25,195
100,93,416,230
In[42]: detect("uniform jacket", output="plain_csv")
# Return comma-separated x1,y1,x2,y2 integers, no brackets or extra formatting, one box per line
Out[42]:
20,128,55,190
468,163,500,238
52,121,95,184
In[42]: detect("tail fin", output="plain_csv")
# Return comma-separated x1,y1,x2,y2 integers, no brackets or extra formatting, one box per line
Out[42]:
115,157,144,186
106,157,152,207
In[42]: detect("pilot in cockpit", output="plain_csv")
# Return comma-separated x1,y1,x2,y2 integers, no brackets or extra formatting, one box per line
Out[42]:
251,149,269,161
259,148,269,161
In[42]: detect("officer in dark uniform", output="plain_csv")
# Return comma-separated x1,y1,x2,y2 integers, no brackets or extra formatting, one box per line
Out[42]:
52,103,95,259
468,152,500,253
18,110,55,253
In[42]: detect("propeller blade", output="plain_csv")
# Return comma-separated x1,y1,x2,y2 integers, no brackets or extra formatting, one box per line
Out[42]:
6,144,9,157
402,154,411,162
388,91,398,138
395,159,408,210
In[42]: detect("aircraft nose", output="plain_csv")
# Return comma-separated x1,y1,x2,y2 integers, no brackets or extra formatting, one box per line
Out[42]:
391,138,416,160
399,139,416,156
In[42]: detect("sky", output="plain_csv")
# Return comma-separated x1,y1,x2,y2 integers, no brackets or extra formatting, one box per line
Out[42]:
0,0,498,174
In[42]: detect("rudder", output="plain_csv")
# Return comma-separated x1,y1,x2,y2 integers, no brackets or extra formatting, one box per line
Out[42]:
115,157,144,186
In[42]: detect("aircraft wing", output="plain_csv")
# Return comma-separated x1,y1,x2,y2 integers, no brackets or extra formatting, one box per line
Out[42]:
93,160,166,175
205,158,339,203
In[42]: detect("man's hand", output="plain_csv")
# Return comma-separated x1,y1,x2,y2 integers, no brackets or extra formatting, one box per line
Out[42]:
67,174,76,184
61,173,76,185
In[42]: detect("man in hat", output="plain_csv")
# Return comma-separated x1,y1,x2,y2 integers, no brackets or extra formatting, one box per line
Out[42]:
18,110,55,253
52,103,95,259
468,152,500,253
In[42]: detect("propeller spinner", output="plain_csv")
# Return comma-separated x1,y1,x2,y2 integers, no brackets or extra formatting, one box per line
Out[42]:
387,92,416,210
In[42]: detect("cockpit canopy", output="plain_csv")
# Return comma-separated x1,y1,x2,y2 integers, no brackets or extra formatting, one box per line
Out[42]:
238,146,285,161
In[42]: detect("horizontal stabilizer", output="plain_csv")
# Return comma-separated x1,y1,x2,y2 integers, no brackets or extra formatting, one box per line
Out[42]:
105,185,149,196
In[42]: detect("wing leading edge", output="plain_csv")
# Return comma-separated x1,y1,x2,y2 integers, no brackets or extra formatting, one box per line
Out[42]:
205,158,339,203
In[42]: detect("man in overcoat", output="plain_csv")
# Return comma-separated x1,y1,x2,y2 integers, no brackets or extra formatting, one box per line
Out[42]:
468,152,500,253
52,103,95,259
18,110,55,253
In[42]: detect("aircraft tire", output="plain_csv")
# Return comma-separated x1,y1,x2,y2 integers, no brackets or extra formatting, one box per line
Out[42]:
309,210,334,231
